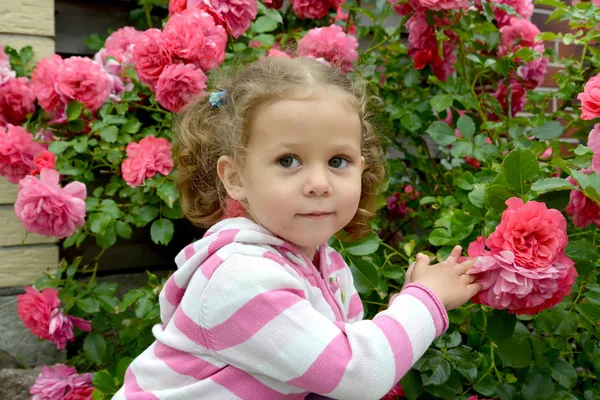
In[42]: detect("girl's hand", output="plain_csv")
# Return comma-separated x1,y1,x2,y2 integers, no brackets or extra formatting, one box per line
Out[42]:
408,246,482,311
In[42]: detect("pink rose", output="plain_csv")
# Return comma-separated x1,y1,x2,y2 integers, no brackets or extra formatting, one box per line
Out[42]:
121,136,174,187
578,73,600,120
17,287,60,340
0,124,45,183
493,0,534,27
486,198,568,270
155,63,207,112
170,0,188,14
65,386,94,400
15,168,87,238
133,29,174,90
104,27,143,65
32,55,65,115
494,79,527,116
0,77,36,126
469,242,577,315
164,8,227,70
30,150,57,176
565,171,600,228
417,0,467,11
517,46,548,89
499,17,541,56
55,57,111,112
292,0,341,19
266,47,292,58
192,0,258,39
298,24,359,73
0,45,16,85
30,364,93,400
588,123,600,174
265,0,284,8
380,383,405,400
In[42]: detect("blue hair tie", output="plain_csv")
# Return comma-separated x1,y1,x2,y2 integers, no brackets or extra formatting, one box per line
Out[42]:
209,90,227,109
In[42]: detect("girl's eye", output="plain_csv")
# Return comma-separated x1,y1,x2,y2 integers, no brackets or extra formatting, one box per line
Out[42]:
329,157,349,169
278,156,300,168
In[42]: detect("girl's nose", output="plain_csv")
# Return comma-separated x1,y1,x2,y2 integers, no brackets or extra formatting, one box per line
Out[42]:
303,167,332,197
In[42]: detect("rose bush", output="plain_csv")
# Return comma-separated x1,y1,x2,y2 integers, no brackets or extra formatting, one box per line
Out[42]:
2,0,600,398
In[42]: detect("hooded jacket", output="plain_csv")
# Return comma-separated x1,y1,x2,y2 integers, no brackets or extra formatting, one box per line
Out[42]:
113,217,448,400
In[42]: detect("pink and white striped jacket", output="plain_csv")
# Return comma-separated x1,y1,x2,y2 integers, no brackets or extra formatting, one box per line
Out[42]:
113,217,448,400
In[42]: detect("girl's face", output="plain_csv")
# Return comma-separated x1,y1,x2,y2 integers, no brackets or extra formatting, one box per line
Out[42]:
239,90,364,260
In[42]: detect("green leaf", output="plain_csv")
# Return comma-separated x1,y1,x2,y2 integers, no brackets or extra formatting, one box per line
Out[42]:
350,258,379,293
422,359,451,386
434,331,461,348
69,119,86,133
522,373,555,400
565,240,599,269
100,199,123,219
451,141,473,158
92,389,106,400
89,213,113,234
497,335,532,368
66,101,84,121
151,219,174,245
157,181,178,208
577,303,600,323
401,369,423,400
551,359,577,389
92,370,117,394
76,297,100,313
116,357,133,384
121,119,141,134
487,310,516,342
457,115,476,140
430,94,453,113
131,205,159,227
116,221,133,239
253,16,279,33
100,126,119,143
474,379,497,396
503,148,539,196
83,332,106,365
531,178,576,194
96,224,117,249
468,185,485,208
496,383,517,400
429,228,452,246
427,121,457,146
344,232,381,255
48,141,70,155
261,6,282,23
251,34,275,46
134,297,155,319
103,115,128,125
530,121,564,140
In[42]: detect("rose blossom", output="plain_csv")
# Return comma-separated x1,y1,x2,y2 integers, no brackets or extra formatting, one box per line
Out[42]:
55,57,111,112
292,0,341,19
517,45,548,89
155,64,207,112
30,150,57,176
578,73,600,120
0,45,16,85
190,0,258,39
588,123,600,174
565,170,600,228
380,383,405,400
32,55,65,115
169,0,188,14
0,77,36,126
417,0,467,11
121,136,174,187
486,197,568,270
30,364,93,400
266,47,292,58
15,168,87,238
0,124,45,183
103,27,143,65
65,386,94,400
265,0,284,8
297,24,359,73
469,238,577,315
499,17,541,56
17,286,92,349
493,0,534,27
133,29,173,90
494,79,527,116
163,8,227,70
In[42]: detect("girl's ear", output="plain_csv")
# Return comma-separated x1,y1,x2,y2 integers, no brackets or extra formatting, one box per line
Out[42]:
217,155,246,201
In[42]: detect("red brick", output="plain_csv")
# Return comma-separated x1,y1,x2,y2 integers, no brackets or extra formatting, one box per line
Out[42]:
542,65,564,87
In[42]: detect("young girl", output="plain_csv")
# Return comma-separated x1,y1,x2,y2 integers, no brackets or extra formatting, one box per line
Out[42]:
113,57,481,400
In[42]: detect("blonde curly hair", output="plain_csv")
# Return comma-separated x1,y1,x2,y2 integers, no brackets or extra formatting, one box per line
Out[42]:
174,56,385,239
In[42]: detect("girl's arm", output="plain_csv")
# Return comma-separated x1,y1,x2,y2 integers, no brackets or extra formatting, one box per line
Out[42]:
193,253,448,400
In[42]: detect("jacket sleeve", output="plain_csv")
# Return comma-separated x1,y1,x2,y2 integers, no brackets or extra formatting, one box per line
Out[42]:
195,253,448,400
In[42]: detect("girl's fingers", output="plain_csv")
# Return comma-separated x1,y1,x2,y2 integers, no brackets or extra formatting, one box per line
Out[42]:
445,245,462,264
466,282,483,297
455,258,477,274
460,273,477,285
405,262,416,283
413,253,430,270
